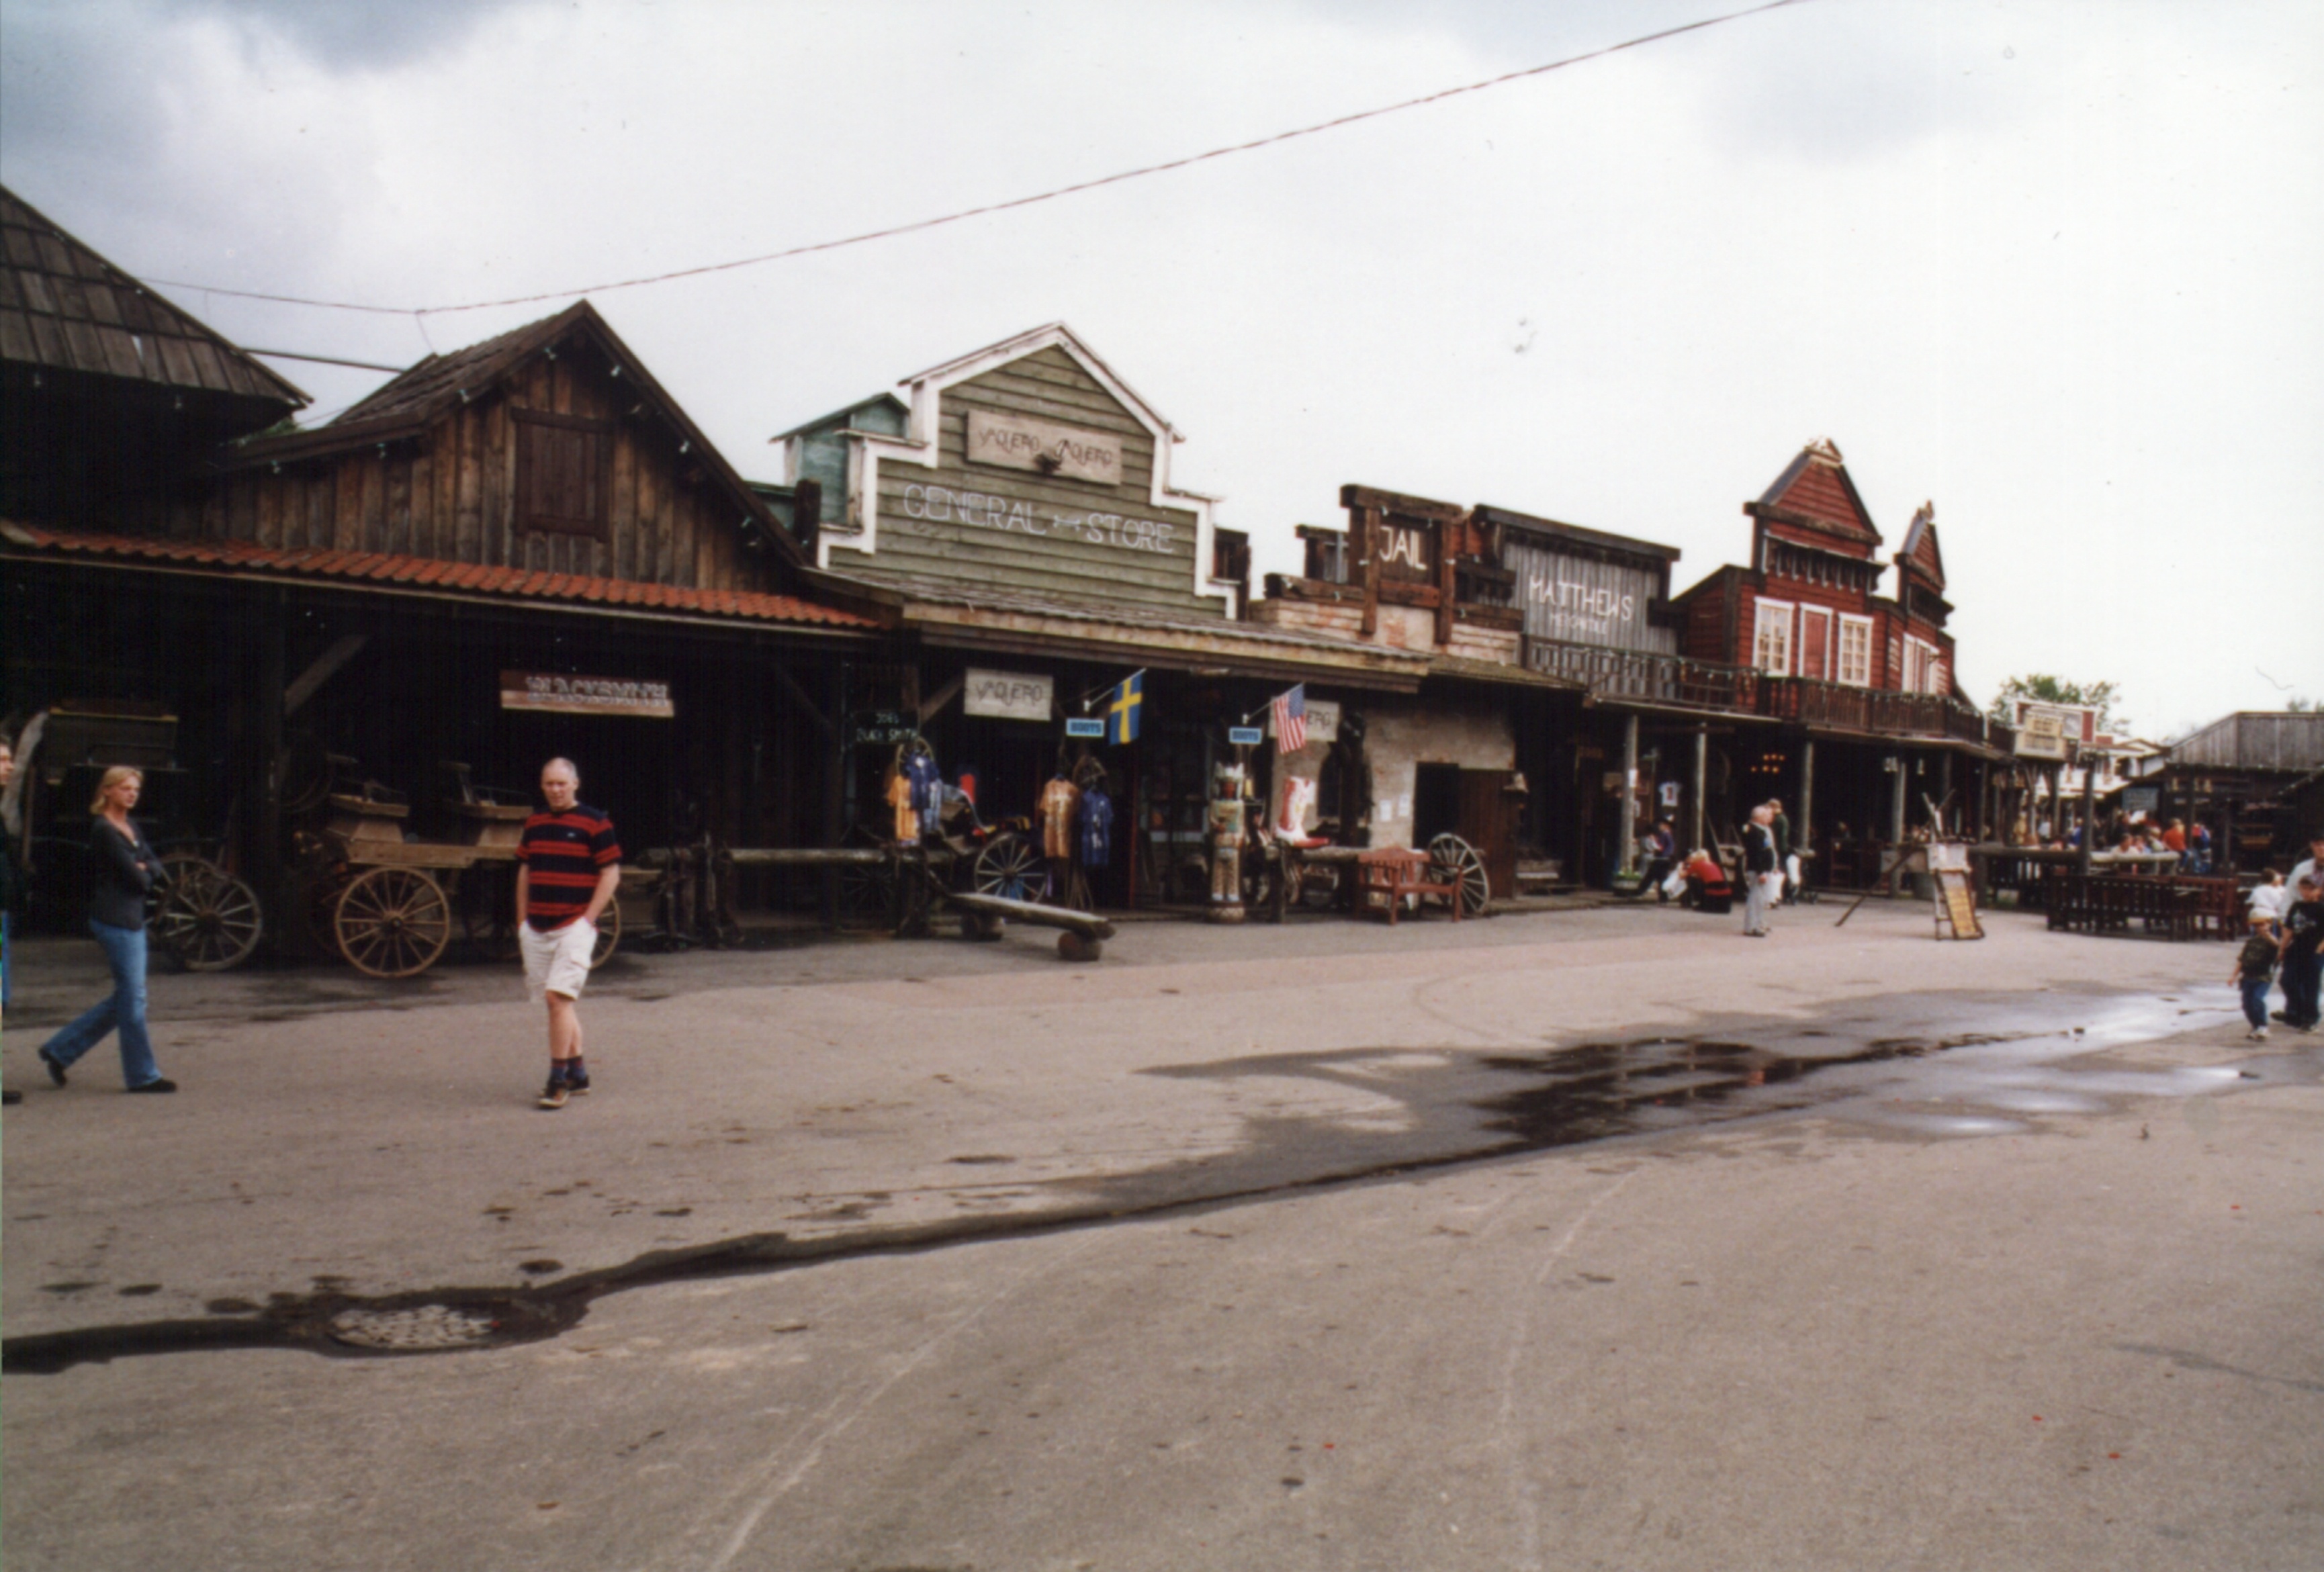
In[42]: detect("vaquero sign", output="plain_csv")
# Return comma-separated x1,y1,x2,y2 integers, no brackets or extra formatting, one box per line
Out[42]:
500,671,673,719
965,668,1053,721
965,410,1123,484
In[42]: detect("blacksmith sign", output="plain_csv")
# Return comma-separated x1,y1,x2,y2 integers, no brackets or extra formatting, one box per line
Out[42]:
500,671,674,719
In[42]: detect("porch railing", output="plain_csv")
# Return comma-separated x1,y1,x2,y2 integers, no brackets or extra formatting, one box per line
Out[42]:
1523,639,1760,711
1521,637,2017,751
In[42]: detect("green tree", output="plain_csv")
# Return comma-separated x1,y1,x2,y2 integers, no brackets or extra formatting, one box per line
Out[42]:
2287,696,2319,713
1987,674,2127,734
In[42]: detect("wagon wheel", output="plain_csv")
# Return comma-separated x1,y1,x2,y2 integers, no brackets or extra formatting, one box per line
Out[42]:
971,831,1040,902
588,900,621,969
332,867,452,978
838,849,901,928
1427,833,1492,917
149,855,265,972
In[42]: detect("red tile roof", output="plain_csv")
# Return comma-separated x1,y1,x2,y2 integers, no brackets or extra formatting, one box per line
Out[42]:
1,523,879,629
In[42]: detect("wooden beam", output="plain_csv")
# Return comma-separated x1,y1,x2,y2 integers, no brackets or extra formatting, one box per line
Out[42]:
770,659,833,737
918,672,965,725
283,634,367,716
1339,483,1468,522
1357,505,1381,638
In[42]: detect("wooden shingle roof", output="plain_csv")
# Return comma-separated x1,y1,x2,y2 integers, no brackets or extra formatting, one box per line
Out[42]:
0,185,308,409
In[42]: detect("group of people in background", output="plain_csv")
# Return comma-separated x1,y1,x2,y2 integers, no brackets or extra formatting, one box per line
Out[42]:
1639,800,1802,935
2235,834,2324,1041
2020,810,2216,871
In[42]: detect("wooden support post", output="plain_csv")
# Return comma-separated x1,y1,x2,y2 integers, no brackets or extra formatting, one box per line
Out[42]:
1435,540,1457,647
283,633,367,717
1797,736,1816,869
1617,713,1640,879
821,660,846,929
254,596,286,950
1357,506,1382,638
1691,725,1707,854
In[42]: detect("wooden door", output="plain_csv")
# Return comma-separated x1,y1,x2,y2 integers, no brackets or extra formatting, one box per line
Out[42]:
1799,608,1832,682
1456,768,1520,902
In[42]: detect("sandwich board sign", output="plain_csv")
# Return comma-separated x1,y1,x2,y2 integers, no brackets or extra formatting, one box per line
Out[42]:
1928,841,1983,939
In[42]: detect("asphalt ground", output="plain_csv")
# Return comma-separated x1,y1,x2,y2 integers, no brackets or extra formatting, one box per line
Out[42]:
3,897,2318,1569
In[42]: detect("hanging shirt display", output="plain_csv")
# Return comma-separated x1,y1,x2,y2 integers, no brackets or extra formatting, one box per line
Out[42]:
886,770,917,843
904,750,944,836
1039,778,1081,860
1079,790,1114,868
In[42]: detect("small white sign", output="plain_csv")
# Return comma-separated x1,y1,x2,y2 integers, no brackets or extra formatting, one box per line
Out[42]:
964,668,1053,722
1302,699,1340,745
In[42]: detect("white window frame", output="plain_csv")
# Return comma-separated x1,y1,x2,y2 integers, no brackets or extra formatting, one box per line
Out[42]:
1752,598,1795,676
1836,614,1873,687
1904,635,1942,694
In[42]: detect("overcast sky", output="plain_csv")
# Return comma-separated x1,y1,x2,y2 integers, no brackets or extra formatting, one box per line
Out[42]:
5,0,2317,736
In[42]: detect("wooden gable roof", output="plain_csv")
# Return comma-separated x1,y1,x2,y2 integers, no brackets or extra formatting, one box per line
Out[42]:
1897,500,1946,592
226,299,802,567
0,183,307,417
1744,438,1881,551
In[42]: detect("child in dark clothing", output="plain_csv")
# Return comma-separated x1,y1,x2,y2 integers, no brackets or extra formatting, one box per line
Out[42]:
2233,911,2285,1042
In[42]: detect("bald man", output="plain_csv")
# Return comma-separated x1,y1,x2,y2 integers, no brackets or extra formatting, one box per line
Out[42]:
515,757,621,1109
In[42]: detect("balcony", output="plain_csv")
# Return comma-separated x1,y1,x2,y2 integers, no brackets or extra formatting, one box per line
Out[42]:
1523,639,1760,712
1755,676,2006,747
1522,637,2017,751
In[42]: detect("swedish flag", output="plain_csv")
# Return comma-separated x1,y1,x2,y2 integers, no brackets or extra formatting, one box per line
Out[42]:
1102,671,1143,745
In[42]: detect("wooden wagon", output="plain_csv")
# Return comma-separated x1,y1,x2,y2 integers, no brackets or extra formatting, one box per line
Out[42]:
300,782,648,979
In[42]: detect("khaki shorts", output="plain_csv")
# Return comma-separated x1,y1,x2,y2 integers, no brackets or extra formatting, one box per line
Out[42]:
520,918,596,1002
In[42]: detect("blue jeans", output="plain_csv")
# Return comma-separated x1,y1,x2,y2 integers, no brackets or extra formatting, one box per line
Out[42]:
2284,947,2322,1027
2240,976,2274,1031
42,919,163,1087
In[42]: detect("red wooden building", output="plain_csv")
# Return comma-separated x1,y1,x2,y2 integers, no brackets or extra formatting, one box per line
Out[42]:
1667,439,2010,881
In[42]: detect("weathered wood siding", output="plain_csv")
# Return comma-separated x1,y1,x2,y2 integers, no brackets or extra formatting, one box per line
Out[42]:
2172,713,2324,773
191,351,765,590
1504,539,1674,654
829,344,1214,614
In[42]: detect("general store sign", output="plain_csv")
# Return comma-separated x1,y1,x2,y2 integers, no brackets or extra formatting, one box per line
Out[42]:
965,410,1123,484
964,668,1053,721
2012,700,2096,761
500,671,673,719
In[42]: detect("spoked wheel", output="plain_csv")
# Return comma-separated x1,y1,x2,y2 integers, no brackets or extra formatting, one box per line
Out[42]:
971,831,1040,901
332,867,453,978
838,849,901,928
588,900,621,969
149,855,265,971
1427,833,1492,918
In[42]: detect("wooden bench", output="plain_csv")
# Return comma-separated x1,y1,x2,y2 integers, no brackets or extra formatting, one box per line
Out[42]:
1356,848,1460,925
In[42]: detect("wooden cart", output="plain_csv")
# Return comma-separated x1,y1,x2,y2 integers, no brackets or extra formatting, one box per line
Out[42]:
305,788,642,979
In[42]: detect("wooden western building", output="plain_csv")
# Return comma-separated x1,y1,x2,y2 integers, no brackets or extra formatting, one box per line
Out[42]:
3,190,885,944
1664,439,2018,885
768,324,1432,907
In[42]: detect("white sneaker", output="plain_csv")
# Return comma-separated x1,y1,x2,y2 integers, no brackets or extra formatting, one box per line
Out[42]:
2247,1027,2269,1042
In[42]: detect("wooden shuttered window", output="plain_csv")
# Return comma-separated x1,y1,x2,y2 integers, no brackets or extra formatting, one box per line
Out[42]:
515,410,612,538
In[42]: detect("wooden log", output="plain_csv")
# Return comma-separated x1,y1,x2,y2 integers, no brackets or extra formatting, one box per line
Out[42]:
944,889,1116,939
1057,931,1104,963
723,846,892,866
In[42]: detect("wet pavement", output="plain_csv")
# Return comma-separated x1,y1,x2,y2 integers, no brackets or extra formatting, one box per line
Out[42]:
5,900,2320,1569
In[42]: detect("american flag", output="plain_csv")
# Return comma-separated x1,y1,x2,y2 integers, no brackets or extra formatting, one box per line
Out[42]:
1271,684,1308,753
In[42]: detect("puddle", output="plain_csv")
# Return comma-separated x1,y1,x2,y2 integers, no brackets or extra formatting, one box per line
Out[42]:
7,987,2307,1379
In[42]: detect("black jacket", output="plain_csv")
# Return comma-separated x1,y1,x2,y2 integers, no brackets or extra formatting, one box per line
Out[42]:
88,817,163,930
1744,822,1777,875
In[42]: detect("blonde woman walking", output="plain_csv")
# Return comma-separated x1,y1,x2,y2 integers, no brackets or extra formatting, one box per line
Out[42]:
38,766,176,1094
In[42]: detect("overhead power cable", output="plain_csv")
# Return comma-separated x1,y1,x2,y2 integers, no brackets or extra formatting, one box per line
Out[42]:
146,0,1810,320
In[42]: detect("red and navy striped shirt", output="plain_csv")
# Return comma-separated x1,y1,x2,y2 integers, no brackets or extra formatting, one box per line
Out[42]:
517,804,621,931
